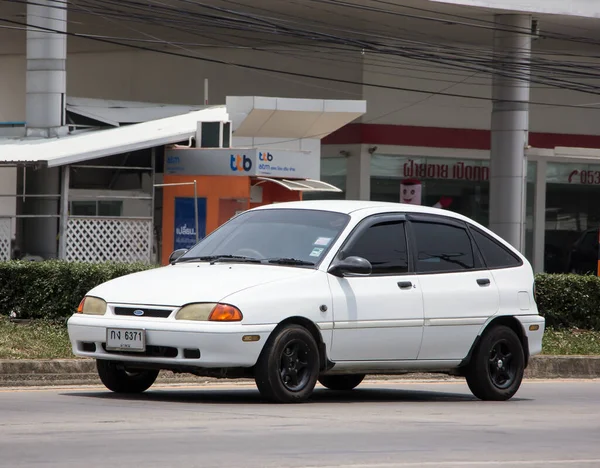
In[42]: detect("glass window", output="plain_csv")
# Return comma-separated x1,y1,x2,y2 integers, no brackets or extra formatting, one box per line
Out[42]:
471,228,521,269
370,154,537,264
71,201,96,216
180,209,350,266
545,161,600,274
345,221,408,275
412,221,475,273
304,157,346,201
98,201,123,217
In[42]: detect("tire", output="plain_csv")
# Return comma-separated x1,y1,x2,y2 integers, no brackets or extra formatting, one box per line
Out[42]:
254,325,320,403
96,359,159,394
318,374,365,391
465,325,525,401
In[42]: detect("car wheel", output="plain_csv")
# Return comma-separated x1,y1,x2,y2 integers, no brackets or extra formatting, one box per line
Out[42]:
96,359,159,393
318,374,365,391
465,325,525,401
254,325,320,403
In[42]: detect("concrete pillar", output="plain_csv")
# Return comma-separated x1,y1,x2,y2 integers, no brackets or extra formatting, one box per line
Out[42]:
345,144,370,200
26,0,67,137
489,14,532,252
21,0,67,259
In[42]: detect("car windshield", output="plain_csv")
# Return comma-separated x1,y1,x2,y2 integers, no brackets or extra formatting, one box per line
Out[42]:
178,208,350,267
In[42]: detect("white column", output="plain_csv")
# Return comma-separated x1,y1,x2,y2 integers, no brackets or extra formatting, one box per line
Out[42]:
489,14,532,252
345,144,370,200
26,0,67,137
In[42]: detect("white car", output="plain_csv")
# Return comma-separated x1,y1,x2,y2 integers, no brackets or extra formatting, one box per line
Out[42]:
68,200,545,403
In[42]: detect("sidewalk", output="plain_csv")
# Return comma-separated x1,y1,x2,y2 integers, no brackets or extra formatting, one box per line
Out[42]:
1,355,599,387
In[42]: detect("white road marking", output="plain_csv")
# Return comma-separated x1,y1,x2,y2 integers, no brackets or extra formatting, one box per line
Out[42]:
308,460,600,468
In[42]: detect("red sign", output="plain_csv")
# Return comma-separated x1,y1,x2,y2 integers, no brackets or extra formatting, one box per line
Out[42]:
403,160,489,181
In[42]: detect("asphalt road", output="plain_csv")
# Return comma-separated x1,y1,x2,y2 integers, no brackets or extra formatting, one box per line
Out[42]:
1,379,599,468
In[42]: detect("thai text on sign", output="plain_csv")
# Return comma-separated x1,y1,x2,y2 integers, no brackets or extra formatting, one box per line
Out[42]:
403,159,490,181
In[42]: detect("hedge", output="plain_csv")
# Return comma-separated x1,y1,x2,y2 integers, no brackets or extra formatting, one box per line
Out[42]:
0,261,155,321
0,262,599,329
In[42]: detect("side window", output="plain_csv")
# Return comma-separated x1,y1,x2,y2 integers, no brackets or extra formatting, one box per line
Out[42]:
411,221,475,273
471,228,522,269
345,221,408,275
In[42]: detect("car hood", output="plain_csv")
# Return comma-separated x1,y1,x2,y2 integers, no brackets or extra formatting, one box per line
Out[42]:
87,263,316,306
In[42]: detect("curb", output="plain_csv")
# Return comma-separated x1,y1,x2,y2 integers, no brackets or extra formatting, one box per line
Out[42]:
1,355,599,387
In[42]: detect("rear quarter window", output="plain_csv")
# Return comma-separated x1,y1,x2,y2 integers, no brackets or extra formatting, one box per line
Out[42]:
470,227,522,269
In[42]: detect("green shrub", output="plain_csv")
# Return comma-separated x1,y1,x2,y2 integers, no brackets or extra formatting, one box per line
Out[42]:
0,261,155,321
0,262,598,328
535,273,600,331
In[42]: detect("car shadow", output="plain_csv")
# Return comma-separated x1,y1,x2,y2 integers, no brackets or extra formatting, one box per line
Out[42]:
62,386,529,405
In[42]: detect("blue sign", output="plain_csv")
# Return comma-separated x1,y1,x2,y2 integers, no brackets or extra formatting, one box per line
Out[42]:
174,197,207,250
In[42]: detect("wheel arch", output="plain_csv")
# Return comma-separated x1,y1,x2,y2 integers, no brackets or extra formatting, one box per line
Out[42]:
460,315,530,370
269,316,331,371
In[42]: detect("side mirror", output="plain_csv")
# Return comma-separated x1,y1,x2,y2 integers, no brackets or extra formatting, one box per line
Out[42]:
328,256,372,277
169,249,188,264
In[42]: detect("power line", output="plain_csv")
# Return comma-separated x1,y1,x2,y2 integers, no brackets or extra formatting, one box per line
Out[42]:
2,15,600,111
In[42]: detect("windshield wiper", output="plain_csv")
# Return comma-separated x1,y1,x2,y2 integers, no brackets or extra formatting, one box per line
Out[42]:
176,255,261,264
264,257,316,266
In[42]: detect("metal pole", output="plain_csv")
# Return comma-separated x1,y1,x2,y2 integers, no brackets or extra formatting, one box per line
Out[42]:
58,165,70,259
193,180,199,243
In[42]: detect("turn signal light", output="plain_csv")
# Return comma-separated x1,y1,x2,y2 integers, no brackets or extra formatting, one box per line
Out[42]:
175,303,243,322
209,304,243,322
529,324,540,331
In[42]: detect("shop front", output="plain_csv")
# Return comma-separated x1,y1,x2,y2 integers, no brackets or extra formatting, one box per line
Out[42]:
317,146,600,274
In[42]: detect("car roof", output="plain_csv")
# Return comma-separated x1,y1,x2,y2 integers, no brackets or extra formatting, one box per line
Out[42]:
254,199,465,219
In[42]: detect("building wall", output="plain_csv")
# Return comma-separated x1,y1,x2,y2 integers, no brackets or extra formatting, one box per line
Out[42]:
2,45,598,138
0,56,25,122
66,46,362,107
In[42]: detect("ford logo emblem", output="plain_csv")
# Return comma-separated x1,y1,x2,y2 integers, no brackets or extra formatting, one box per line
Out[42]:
133,310,145,316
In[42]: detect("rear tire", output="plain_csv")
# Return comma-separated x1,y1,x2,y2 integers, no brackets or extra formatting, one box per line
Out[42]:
318,374,365,391
465,325,525,401
254,325,320,403
96,360,159,394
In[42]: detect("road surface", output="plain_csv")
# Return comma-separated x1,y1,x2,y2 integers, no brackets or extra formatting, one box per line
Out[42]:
1,379,599,467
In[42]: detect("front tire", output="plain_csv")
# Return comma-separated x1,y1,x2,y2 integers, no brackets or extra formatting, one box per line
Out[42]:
254,325,320,403
318,374,365,391
465,325,525,401
96,360,159,394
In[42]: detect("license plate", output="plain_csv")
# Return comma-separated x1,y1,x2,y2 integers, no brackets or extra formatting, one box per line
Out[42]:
106,328,146,352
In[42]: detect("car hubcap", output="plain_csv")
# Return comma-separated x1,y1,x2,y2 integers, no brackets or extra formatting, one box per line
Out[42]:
279,339,311,392
488,340,515,389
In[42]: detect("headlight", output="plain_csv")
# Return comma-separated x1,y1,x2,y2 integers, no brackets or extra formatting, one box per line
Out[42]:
175,303,243,322
77,296,107,315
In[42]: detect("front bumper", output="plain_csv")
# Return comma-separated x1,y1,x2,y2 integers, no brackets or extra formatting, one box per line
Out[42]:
67,314,275,368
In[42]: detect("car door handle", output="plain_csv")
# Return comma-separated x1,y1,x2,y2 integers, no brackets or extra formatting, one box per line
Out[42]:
397,281,413,289
477,278,491,286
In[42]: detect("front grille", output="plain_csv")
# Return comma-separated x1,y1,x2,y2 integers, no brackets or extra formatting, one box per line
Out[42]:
114,307,172,318
102,344,178,358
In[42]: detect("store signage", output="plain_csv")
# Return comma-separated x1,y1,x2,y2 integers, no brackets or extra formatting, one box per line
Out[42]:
403,159,489,181
174,197,207,250
567,169,600,185
165,148,319,180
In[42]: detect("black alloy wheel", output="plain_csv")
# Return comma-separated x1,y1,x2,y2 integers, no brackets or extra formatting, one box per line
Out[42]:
255,325,320,403
465,325,525,401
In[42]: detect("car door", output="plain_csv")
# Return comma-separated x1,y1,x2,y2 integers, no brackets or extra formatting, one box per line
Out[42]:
407,214,500,361
327,214,424,361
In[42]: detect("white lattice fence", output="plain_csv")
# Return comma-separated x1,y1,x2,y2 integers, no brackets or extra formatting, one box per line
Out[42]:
66,217,153,263
0,218,10,261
